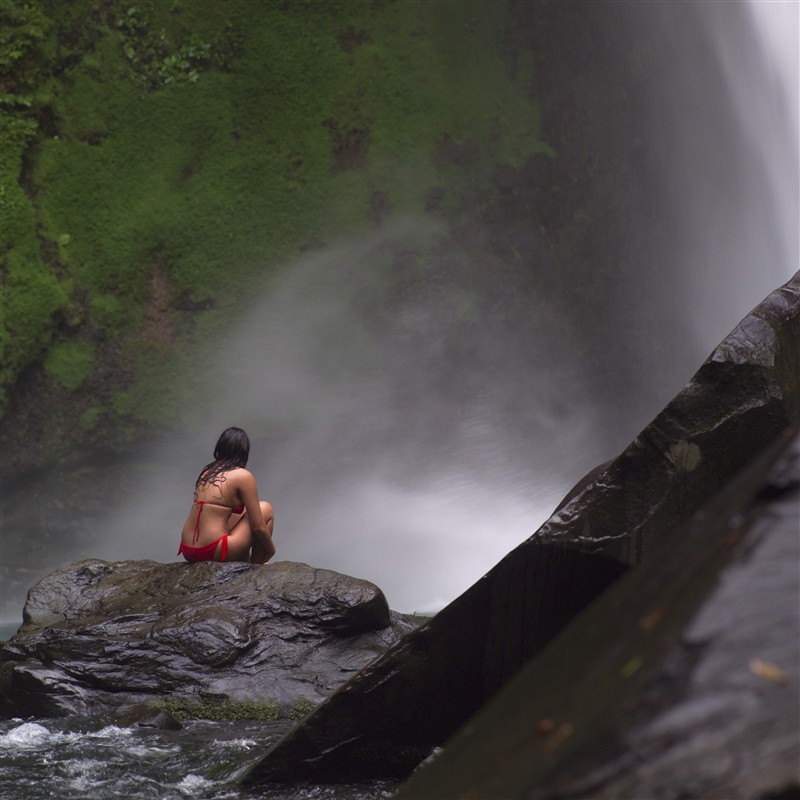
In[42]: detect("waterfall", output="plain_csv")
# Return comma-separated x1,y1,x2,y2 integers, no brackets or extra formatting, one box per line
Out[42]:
2,1,797,627
640,0,798,347
745,0,799,283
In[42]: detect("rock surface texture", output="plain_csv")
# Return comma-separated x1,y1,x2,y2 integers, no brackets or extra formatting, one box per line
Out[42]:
245,272,800,786
0,561,417,718
396,429,799,800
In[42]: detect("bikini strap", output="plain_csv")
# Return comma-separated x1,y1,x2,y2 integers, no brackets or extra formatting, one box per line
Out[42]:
192,498,241,546
193,500,205,545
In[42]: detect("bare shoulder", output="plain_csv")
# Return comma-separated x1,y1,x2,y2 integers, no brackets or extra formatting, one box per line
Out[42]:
226,467,255,487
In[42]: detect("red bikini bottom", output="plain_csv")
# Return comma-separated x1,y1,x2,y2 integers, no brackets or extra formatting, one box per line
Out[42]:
177,536,228,562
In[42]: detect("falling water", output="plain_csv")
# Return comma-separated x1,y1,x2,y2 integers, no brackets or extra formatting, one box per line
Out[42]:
636,0,798,348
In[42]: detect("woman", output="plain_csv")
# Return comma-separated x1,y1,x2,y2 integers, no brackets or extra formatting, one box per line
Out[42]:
178,427,276,564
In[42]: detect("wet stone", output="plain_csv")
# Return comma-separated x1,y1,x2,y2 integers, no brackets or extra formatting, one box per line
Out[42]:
0,561,419,718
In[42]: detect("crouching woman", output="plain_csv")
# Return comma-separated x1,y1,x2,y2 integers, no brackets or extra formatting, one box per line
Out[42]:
178,427,275,564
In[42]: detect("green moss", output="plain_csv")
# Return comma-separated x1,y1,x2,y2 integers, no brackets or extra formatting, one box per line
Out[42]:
288,695,317,720
43,339,94,391
0,1,67,404
111,390,134,415
0,0,53,94
3,0,549,444
152,694,318,722
79,406,102,430
89,293,125,334
1,252,70,396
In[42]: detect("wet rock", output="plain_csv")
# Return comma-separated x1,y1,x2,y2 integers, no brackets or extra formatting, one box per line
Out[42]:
552,457,615,513
113,703,183,731
244,272,799,785
3,664,93,718
395,429,799,800
0,561,418,718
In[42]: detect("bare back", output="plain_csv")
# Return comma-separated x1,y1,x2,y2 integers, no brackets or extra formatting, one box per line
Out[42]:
180,468,247,547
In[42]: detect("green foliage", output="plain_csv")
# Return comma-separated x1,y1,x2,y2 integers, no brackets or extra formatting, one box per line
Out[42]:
116,5,219,89
288,695,317,720
0,0,52,94
43,339,94,391
79,406,102,430
152,694,318,721
0,0,67,406
111,390,134,416
0,163,35,242
1,250,69,397
2,0,550,446
89,293,124,333
0,111,37,180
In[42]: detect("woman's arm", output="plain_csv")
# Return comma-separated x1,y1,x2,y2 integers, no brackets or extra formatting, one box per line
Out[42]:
236,469,276,558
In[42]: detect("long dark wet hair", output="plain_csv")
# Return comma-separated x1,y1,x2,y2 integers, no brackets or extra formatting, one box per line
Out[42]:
196,427,251,491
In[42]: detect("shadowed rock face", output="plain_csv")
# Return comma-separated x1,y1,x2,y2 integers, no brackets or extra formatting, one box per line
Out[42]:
396,429,799,800
0,561,418,718
538,271,800,567
244,273,799,786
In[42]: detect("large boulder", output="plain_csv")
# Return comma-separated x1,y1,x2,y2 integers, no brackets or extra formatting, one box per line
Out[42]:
0,560,418,718
244,271,799,784
395,429,799,800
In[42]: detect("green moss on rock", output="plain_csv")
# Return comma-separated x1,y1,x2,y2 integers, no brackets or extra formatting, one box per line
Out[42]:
152,695,318,722
43,339,94,391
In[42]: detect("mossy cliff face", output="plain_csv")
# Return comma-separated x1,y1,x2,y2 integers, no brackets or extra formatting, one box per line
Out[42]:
2,0,554,469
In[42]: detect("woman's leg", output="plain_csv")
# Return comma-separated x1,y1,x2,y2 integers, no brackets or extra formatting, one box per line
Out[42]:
222,526,254,562
250,501,275,564
224,501,275,564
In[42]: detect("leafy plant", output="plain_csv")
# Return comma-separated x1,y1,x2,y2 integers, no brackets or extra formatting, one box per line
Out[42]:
151,695,319,721
43,340,94,391
2,0,551,461
116,6,219,89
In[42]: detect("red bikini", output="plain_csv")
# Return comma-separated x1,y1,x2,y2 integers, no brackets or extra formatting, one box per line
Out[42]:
177,499,245,562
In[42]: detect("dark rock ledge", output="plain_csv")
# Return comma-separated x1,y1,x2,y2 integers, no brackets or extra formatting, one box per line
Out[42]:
0,560,419,719
395,428,799,800
244,271,799,789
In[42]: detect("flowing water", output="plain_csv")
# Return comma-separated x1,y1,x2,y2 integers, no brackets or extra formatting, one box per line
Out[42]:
0,717,396,799
1,2,797,797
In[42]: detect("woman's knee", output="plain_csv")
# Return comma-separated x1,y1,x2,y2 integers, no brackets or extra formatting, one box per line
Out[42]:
260,501,274,529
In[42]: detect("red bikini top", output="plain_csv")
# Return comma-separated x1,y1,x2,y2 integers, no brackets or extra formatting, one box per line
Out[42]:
192,499,245,544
